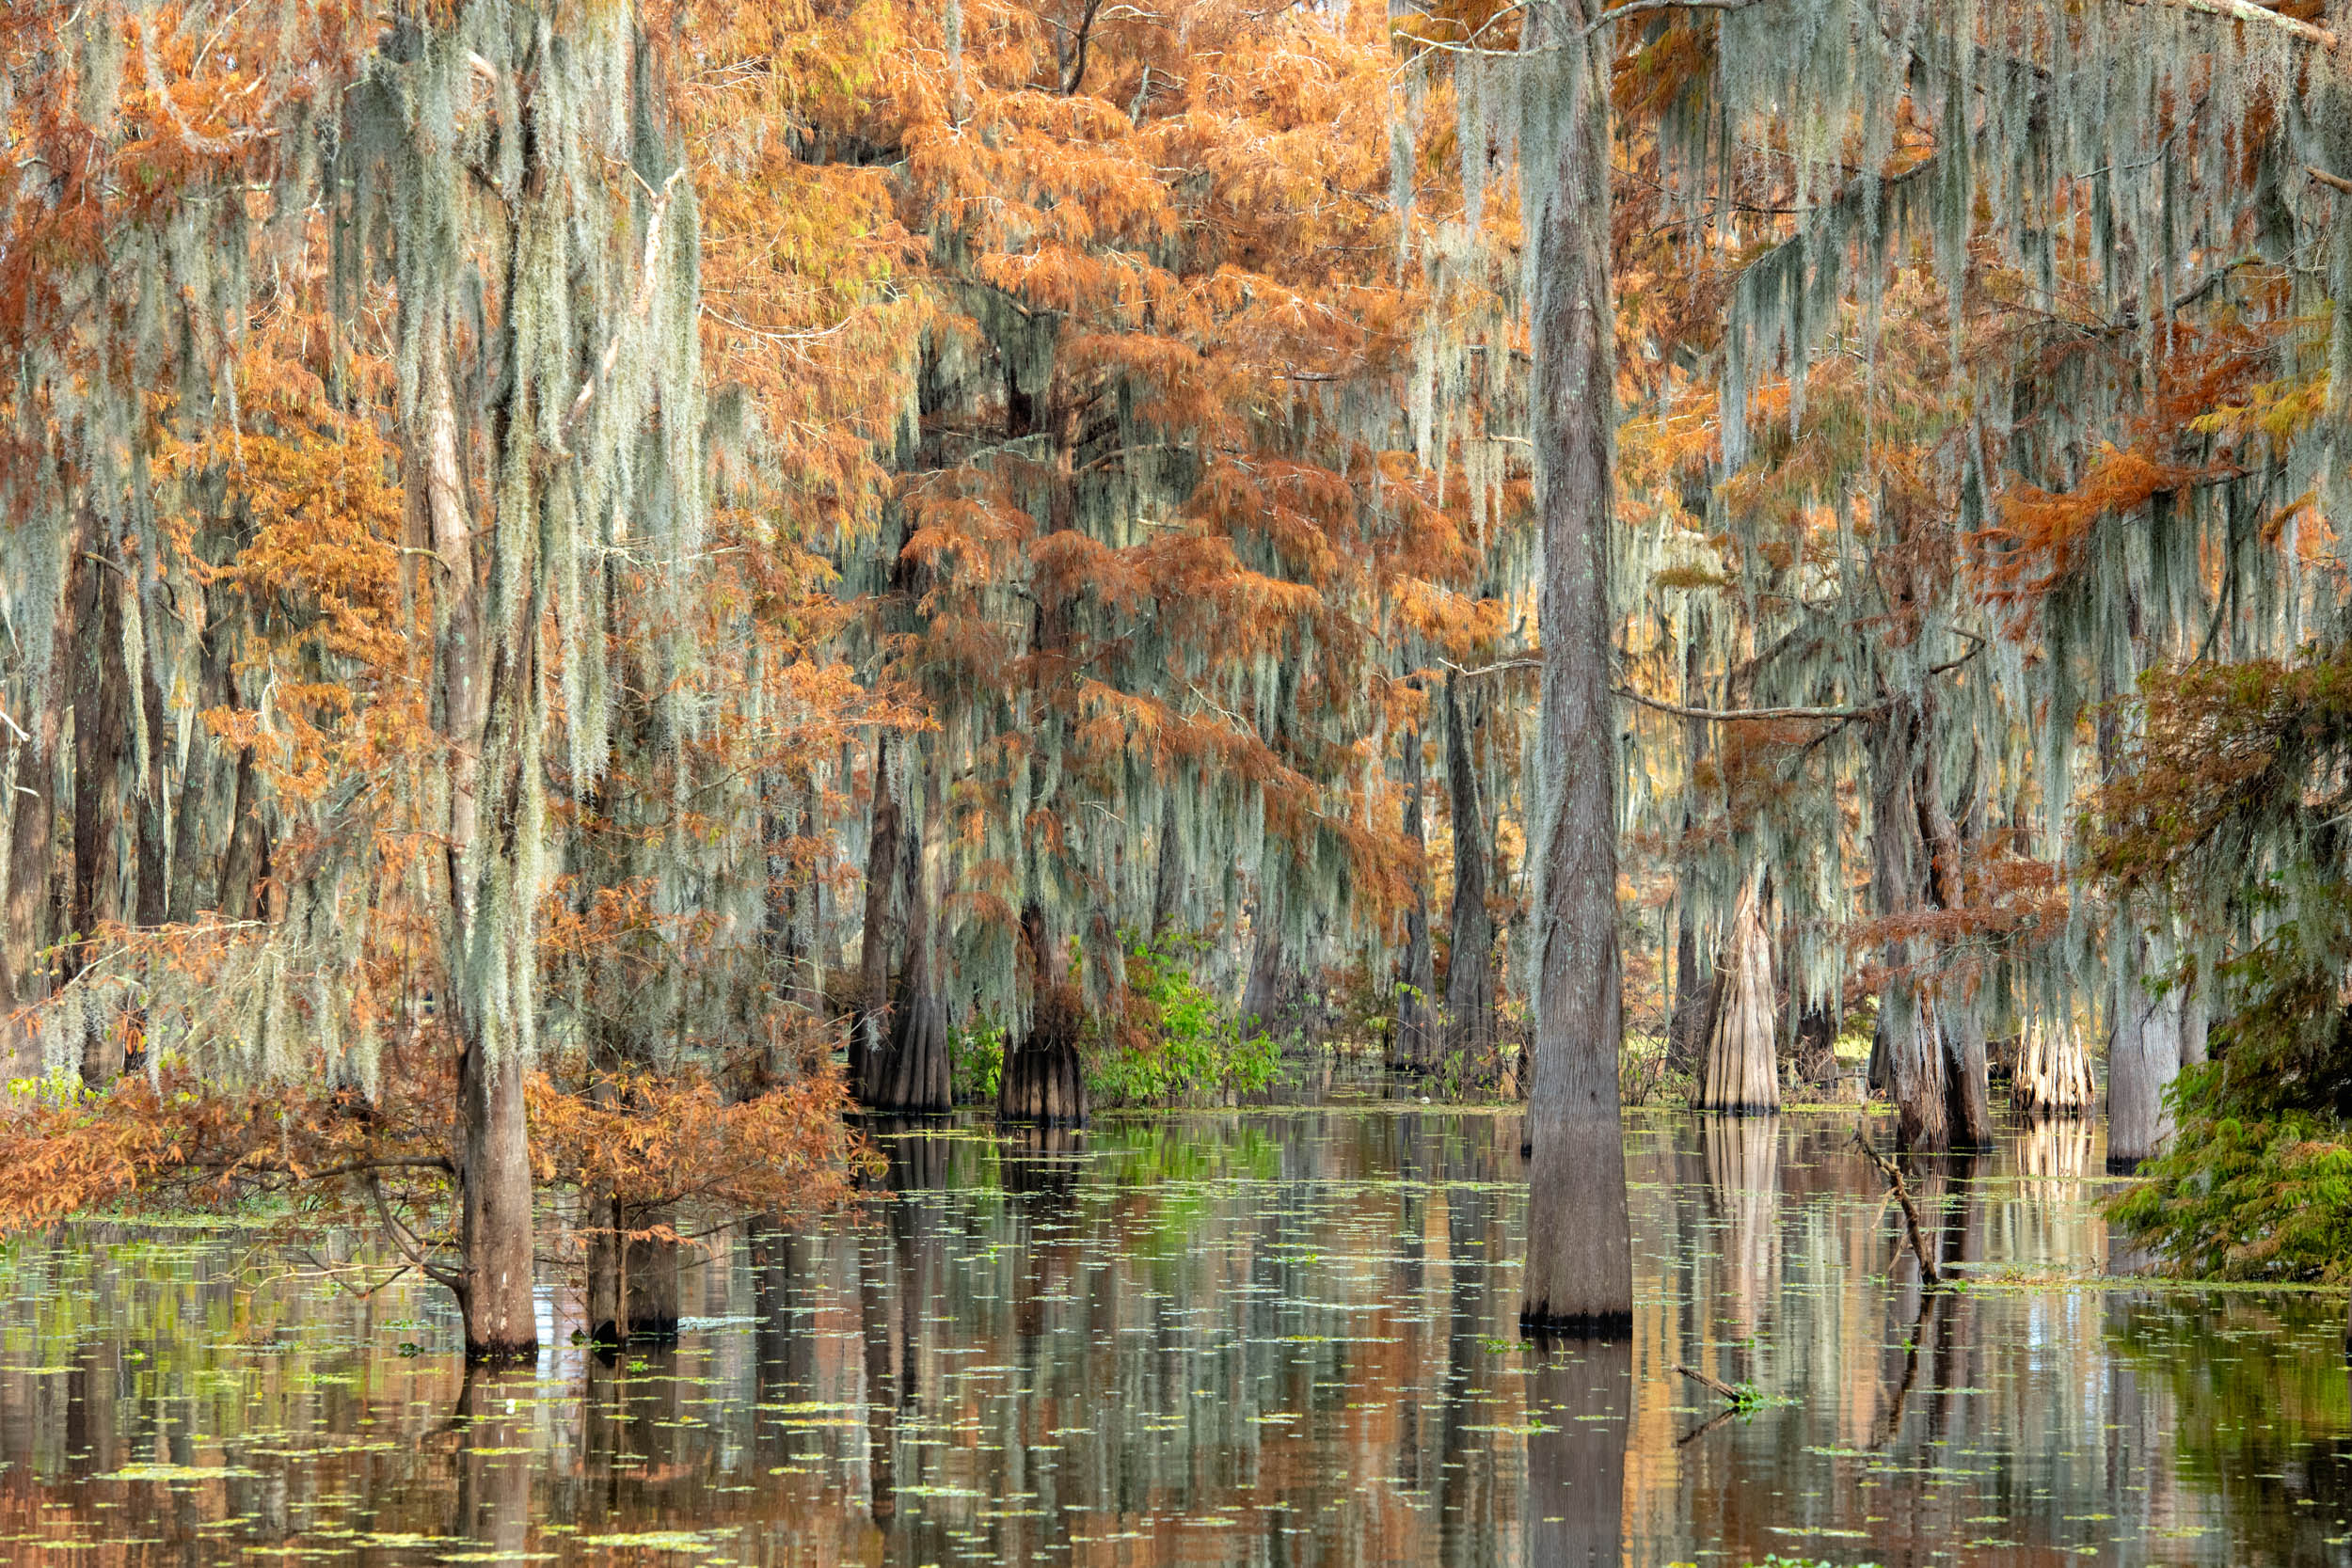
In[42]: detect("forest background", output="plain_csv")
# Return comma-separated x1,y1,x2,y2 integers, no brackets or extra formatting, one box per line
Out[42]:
4,0,2352,1354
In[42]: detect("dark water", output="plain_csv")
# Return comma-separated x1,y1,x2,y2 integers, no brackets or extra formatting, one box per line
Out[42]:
3,1106,2349,1567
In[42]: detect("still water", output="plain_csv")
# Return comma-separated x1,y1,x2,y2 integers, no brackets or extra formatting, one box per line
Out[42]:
2,1106,2348,1567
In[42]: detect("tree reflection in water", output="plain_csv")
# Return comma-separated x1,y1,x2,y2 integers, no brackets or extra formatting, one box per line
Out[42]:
1,1109,2349,1567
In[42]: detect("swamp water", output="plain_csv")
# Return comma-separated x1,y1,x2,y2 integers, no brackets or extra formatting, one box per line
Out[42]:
1,1106,2348,1567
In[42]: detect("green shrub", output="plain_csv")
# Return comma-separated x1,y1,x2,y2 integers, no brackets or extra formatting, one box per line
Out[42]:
1083,934,1282,1108
952,1021,1006,1105
2109,1068,2352,1284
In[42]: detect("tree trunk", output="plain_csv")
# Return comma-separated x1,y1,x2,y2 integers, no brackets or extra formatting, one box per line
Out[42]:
1917,716,1992,1148
1694,873,1777,1114
70,546,130,1085
1000,902,1088,1124
2012,1013,2094,1117
853,738,903,1095
865,758,950,1114
456,1030,538,1361
2106,938,2182,1173
1239,879,1287,1033
1394,721,1438,1071
1518,0,1631,1336
1942,1002,1994,1148
1441,674,1497,1068
1151,788,1186,941
0,520,76,1083
586,1196,681,1345
1870,692,1947,1148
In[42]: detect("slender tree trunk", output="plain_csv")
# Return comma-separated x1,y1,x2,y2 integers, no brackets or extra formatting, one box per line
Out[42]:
70,546,130,1085
1394,721,1438,1071
1150,788,1185,941
1441,674,1497,1068
1916,711,1991,1148
1518,0,1631,1335
853,738,902,1096
0,521,77,1082
1870,692,1947,1148
586,1196,681,1345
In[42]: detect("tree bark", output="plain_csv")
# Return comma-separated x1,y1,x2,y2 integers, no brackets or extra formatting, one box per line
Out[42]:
70,546,130,1085
455,1027,538,1361
1000,902,1088,1124
1393,721,1438,1071
1870,692,1947,1148
586,1196,681,1344
1694,873,1778,1114
1518,0,1632,1336
1441,674,1497,1068
853,738,903,1095
865,754,951,1114
2106,936,2182,1173
0,519,78,1082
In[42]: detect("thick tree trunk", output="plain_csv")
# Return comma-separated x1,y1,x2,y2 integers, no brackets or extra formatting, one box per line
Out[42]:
865,763,950,1114
1518,0,1631,1336
2106,939,2182,1173
1393,721,1438,1071
2012,1013,2094,1117
456,1031,538,1361
1441,674,1497,1067
1239,879,1287,1032
1942,1003,1994,1148
1000,903,1088,1124
1694,873,1778,1114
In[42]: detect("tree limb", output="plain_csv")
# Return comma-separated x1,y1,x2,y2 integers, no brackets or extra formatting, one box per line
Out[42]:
1852,1127,1940,1285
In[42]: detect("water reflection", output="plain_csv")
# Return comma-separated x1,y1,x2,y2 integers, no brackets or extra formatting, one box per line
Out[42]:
1,1109,2348,1566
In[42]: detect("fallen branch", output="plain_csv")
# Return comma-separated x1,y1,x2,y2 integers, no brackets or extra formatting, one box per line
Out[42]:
1852,1127,1940,1285
1674,1362,1753,1406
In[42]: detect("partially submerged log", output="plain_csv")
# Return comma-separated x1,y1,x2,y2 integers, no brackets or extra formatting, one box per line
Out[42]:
2011,1014,2094,1119
1694,874,1779,1114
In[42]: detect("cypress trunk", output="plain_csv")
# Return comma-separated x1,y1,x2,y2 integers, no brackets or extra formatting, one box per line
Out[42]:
2012,1014,2094,1118
586,1197,682,1345
1870,692,1947,1148
1694,873,1778,1114
865,762,951,1115
1518,0,1631,1336
1000,903,1087,1124
1393,721,1438,1071
1441,674,1497,1067
2106,939,2182,1173
853,738,903,1096
455,1031,538,1361
70,545,130,1085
